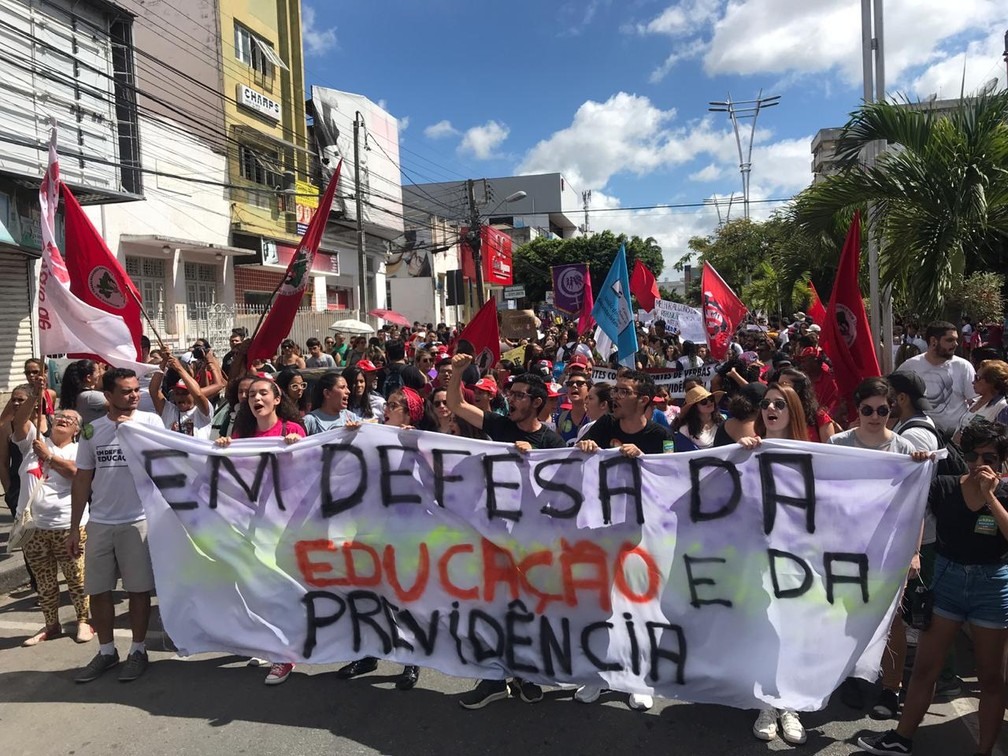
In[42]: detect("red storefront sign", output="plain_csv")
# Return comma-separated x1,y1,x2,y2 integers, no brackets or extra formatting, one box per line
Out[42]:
460,226,513,286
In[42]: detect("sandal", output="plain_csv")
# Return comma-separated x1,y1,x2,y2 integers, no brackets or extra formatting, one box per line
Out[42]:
75,622,95,644
22,626,63,647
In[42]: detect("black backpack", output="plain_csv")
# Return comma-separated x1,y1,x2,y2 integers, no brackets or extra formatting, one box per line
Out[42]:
898,419,968,476
382,364,405,399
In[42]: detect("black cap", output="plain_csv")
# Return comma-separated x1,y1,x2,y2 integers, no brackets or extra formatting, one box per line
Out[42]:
739,381,768,406
888,371,932,412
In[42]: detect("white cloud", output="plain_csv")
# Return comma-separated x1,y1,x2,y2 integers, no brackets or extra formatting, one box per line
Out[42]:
907,31,1007,99
424,120,458,139
688,163,722,182
302,6,337,57
398,116,410,132
459,121,510,159
636,0,1003,91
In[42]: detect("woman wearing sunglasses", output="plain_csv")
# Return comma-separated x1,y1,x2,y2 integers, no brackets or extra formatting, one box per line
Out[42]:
671,385,725,452
737,382,810,746
827,378,916,456
860,418,1008,756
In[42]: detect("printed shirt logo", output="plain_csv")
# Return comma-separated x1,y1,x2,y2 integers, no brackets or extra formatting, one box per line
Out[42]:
88,267,127,309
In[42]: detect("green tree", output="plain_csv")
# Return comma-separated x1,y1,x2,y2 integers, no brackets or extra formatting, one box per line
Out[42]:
512,230,664,307
794,91,1008,320
948,272,1005,324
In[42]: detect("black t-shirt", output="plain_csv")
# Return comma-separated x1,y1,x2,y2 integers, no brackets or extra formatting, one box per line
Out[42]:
582,414,674,455
481,412,566,449
931,476,1008,564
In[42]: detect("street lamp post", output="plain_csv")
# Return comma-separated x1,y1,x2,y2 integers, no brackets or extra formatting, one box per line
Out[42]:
708,91,780,220
465,182,526,305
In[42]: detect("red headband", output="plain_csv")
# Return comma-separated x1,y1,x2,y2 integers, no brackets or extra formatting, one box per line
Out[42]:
400,387,424,424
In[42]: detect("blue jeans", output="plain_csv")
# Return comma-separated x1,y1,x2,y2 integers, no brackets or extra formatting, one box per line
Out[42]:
931,555,1008,629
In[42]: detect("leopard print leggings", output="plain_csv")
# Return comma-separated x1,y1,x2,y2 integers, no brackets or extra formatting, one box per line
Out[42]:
21,528,89,627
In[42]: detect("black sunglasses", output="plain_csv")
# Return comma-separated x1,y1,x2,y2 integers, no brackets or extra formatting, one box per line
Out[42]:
964,450,1001,465
760,398,787,411
859,404,891,417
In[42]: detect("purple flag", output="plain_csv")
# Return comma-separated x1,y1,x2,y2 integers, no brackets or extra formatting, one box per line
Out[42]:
551,263,588,314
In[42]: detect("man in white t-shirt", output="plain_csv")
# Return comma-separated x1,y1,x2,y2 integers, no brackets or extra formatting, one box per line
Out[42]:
896,321,977,435
149,354,212,439
68,368,164,684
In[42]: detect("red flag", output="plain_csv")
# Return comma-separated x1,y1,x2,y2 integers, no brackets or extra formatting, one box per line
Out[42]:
630,259,660,313
807,281,827,325
577,270,595,335
820,211,880,402
701,262,747,361
452,296,501,373
246,161,342,366
62,184,144,360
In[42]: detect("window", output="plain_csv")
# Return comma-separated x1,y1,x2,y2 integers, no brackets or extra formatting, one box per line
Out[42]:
238,144,282,187
234,24,287,79
125,256,165,318
184,262,217,318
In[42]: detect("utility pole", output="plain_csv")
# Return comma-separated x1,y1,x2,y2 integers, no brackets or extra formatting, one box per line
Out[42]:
1003,29,1007,83
353,111,368,315
708,91,780,220
465,178,485,306
581,190,591,234
861,0,893,373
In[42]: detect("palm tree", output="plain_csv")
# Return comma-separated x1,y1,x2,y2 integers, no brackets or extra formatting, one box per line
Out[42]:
794,90,1008,319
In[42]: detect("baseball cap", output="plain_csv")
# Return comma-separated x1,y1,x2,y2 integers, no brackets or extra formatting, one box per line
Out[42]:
887,371,932,412
473,377,498,393
567,354,591,372
533,359,553,377
356,359,379,372
807,324,822,334
173,380,188,391
435,350,452,366
546,381,562,398
799,346,823,359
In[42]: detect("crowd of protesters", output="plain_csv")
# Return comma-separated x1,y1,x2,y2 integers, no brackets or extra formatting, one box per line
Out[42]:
2,309,1008,756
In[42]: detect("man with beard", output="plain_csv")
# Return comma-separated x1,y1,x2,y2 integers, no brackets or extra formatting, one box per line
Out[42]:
573,368,673,711
68,368,164,684
897,321,977,435
447,353,565,709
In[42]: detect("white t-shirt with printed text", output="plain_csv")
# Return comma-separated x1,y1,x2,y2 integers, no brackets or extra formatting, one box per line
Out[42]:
76,411,163,525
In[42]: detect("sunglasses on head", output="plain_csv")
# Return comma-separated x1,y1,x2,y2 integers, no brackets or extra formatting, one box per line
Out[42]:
760,398,787,411
859,404,891,417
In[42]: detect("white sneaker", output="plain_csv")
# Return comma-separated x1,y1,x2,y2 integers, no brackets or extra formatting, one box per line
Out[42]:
246,657,268,667
628,693,653,711
574,684,604,703
752,707,778,741
778,709,807,745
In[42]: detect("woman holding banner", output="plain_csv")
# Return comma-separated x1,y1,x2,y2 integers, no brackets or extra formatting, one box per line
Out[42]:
860,419,1008,756
215,376,305,685
737,383,810,745
333,386,426,690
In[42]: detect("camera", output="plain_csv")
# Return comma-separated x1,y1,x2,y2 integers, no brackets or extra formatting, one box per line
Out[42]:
192,346,206,360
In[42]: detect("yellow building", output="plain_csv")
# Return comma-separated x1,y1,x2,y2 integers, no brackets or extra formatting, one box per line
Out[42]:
219,0,320,303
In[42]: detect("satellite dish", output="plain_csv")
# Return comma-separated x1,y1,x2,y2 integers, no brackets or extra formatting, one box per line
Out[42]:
980,78,998,95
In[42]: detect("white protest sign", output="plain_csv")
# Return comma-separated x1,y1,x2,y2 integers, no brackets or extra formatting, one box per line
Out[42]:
590,364,716,399
119,423,931,712
652,300,706,343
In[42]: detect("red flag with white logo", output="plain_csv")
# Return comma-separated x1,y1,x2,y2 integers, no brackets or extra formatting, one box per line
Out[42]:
246,160,343,367
452,296,501,374
701,262,747,361
61,184,145,360
820,211,880,401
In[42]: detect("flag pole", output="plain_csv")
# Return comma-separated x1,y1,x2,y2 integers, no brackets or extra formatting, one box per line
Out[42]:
122,286,167,353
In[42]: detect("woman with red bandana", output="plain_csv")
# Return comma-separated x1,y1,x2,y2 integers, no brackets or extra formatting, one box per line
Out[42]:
334,385,426,690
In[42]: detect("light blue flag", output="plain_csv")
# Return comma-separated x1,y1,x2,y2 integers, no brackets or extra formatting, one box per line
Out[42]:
591,244,638,368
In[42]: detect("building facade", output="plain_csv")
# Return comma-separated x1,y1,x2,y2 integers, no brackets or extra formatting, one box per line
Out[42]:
0,0,140,391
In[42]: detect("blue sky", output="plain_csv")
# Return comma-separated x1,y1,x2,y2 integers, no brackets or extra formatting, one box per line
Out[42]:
301,0,1006,275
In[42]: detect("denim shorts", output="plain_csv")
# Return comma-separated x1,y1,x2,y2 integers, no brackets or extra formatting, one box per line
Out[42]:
931,554,1008,629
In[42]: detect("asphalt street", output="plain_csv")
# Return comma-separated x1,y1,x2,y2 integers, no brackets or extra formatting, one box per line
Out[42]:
0,582,1005,756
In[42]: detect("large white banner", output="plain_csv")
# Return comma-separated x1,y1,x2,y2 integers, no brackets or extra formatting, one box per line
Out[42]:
119,423,931,711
